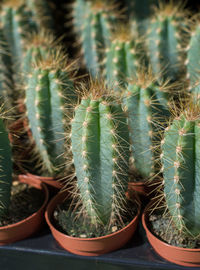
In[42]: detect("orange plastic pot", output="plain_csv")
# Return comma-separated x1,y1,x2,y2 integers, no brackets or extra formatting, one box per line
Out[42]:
45,190,141,256
0,174,49,245
22,173,63,189
128,181,149,196
142,201,200,267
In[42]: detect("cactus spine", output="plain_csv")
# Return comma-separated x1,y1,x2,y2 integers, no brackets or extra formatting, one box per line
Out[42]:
71,82,130,226
161,102,200,237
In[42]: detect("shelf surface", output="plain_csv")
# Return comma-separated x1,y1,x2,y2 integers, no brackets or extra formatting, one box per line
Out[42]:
0,222,200,270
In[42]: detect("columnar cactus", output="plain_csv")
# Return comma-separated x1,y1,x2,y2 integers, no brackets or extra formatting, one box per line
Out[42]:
185,19,200,89
0,111,12,219
23,46,75,176
145,2,189,82
123,70,170,180
104,24,142,90
161,102,200,237
71,81,130,226
71,0,118,77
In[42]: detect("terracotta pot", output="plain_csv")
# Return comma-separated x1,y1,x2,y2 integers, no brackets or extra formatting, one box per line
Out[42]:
45,190,141,256
128,181,149,196
0,175,49,245
20,173,63,189
142,201,200,267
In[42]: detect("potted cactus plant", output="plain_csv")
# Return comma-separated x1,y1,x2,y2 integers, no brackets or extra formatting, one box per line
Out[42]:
142,99,200,267
45,79,140,256
0,105,49,245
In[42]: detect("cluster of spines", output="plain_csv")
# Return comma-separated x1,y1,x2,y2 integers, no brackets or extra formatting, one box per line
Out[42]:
122,69,170,180
160,101,200,238
23,41,75,176
70,81,130,227
71,0,119,77
0,108,12,220
145,2,189,82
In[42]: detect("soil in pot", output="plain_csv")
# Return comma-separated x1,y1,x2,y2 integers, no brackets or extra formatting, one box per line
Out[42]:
53,198,138,238
0,181,44,227
149,210,200,249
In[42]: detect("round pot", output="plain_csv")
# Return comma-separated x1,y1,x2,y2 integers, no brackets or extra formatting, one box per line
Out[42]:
142,201,200,267
0,175,49,245
45,190,141,256
20,173,63,189
128,181,149,196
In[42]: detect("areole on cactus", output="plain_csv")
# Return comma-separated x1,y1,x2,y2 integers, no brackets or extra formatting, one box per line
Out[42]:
160,99,200,238
70,80,130,226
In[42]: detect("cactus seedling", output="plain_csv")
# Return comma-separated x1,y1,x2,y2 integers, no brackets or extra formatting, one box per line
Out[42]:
146,1,189,82
71,0,119,77
122,68,170,180
70,80,130,227
23,43,76,176
160,100,200,237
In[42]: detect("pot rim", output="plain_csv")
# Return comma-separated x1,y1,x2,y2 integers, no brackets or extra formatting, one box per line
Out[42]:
45,189,141,241
142,200,200,252
0,179,49,230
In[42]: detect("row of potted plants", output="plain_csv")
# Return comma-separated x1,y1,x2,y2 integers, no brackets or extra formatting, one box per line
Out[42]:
0,0,200,267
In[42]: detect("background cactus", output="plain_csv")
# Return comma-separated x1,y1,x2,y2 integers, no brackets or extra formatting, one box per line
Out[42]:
122,69,170,180
104,24,143,91
0,109,12,220
145,2,189,83
161,101,200,237
71,81,130,226
71,0,119,77
23,44,75,176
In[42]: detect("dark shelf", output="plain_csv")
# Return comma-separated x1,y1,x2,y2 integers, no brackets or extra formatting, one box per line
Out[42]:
0,222,200,270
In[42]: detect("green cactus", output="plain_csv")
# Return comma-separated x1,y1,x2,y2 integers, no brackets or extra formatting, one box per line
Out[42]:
185,19,200,89
71,0,118,77
0,110,12,220
71,81,130,226
104,23,142,91
122,69,170,180
161,101,200,237
23,46,75,176
145,2,189,82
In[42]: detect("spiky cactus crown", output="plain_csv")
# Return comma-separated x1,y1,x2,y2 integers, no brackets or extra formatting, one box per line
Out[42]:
158,99,200,238
69,80,130,227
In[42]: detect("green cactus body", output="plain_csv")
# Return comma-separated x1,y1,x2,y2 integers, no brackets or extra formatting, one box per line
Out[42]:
161,112,200,237
123,80,169,179
24,56,74,175
0,1,38,64
146,3,187,82
72,0,117,77
105,35,140,90
0,117,12,219
71,92,129,225
186,24,200,88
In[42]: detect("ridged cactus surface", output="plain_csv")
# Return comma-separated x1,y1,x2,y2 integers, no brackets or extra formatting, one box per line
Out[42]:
71,83,130,225
146,2,188,82
161,106,200,237
123,72,170,179
24,49,74,176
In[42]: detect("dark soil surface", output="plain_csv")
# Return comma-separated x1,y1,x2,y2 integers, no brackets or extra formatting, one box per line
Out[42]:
0,181,44,227
53,197,138,238
149,212,200,249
